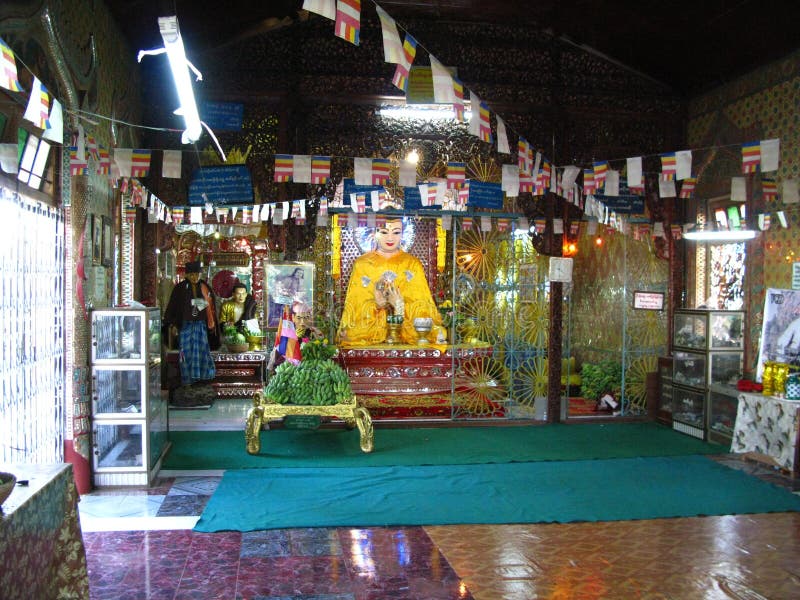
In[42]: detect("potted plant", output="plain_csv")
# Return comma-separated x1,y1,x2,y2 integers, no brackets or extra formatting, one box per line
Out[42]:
580,360,623,409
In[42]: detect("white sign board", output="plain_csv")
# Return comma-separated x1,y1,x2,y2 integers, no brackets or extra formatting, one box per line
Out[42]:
548,257,573,283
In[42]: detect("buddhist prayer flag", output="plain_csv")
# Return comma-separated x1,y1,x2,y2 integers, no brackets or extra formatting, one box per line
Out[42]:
392,34,417,92
23,77,50,130
519,172,533,193
660,153,676,180
679,177,697,199
457,181,470,206
461,216,473,230
741,141,761,173
86,136,100,162
376,6,402,63
371,158,391,185
758,213,770,231
583,169,595,195
447,161,466,189
452,77,465,122
430,55,456,103
274,154,294,182
275,306,302,365
761,178,777,201
518,138,531,174
303,0,335,20
496,218,510,232
311,155,331,183
172,207,185,225
42,99,63,143
478,102,492,143
541,160,552,184
670,224,682,240
334,0,361,46
593,160,608,188
131,149,152,177
534,218,546,234
97,146,111,176
69,147,88,176
0,37,21,92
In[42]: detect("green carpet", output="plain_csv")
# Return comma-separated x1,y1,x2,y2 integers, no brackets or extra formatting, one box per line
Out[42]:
193,455,800,532
164,422,727,470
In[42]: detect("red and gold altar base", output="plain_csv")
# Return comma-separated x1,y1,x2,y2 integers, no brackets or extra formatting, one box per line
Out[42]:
335,343,505,419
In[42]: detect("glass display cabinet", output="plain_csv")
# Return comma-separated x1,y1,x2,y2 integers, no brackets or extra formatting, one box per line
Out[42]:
90,308,169,486
656,356,673,425
707,384,739,445
671,385,706,439
673,351,707,388
673,309,744,351
670,309,745,441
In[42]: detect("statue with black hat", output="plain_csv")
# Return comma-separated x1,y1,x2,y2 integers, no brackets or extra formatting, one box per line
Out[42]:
163,260,221,387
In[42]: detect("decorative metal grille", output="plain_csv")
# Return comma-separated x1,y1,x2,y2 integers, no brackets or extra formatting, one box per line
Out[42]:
0,184,65,463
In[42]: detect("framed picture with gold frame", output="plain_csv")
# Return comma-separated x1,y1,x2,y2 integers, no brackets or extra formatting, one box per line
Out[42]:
101,216,113,268
265,262,314,328
91,214,102,265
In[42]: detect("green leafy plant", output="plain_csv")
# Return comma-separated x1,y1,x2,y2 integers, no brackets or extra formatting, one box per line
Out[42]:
580,360,623,400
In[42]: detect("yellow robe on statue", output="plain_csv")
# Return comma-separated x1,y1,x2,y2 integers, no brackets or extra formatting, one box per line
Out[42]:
338,250,442,346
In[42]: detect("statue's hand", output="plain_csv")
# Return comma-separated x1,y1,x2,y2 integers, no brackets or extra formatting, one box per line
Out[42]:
384,283,402,306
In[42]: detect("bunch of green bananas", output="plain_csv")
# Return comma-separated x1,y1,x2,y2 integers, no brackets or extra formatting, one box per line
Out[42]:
264,358,352,406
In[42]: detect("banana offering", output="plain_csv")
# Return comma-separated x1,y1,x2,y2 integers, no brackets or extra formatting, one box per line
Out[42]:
264,356,352,405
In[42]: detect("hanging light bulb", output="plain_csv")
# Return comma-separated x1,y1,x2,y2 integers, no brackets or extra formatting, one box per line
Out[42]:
406,149,420,164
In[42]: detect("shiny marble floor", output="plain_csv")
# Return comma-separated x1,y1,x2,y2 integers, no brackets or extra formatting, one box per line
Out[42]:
79,456,800,600
78,405,800,599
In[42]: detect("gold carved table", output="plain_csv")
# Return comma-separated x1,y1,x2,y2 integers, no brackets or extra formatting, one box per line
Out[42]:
245,392,374,454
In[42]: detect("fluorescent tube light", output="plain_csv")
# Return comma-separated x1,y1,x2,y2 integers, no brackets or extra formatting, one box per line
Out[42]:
158,16,202,143
683,229,758,242
138,16,203,144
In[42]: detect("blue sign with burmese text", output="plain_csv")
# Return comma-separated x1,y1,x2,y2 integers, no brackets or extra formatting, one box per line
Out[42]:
188,165,254,205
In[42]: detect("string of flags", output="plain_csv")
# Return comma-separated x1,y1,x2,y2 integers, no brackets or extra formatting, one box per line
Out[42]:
2,16,798,238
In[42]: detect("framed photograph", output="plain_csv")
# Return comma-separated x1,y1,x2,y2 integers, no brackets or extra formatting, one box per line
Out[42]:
264,262,314,328
101,216,113,268
633,291,665,310
757,288,800,379
90,214,102,265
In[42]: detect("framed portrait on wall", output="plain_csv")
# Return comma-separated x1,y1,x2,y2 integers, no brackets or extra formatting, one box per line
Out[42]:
101,216,113,268
91,214,102,265
264,262,314,328
757,288,800,380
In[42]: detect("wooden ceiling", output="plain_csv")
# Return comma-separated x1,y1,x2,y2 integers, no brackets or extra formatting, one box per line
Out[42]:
108,0,800,95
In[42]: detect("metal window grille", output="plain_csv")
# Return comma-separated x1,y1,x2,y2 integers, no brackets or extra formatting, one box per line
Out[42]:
0,184,65,463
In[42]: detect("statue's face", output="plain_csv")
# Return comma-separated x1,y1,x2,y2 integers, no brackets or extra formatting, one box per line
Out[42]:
375,220,403,255
233,287,247,302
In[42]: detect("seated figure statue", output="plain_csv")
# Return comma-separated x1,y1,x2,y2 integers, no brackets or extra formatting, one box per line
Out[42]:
220,282,257,330
338,217,442,346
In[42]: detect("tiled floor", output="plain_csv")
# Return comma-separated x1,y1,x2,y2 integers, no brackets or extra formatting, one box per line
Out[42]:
78,404,800,599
